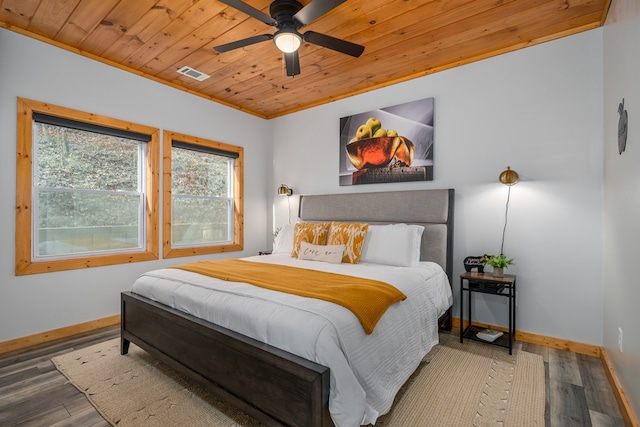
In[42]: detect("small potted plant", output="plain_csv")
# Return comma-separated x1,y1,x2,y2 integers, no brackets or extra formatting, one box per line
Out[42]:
480,254,515,278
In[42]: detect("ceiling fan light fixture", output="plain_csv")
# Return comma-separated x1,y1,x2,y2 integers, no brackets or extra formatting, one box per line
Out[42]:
274,31,302,53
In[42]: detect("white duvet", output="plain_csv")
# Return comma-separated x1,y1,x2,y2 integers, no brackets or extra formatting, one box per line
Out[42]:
131,254,452,427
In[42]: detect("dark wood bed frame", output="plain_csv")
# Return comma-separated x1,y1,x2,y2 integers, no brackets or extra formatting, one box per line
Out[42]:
121,188,454,427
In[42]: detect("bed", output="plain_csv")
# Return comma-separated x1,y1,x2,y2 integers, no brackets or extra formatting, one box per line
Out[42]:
121,188,454,427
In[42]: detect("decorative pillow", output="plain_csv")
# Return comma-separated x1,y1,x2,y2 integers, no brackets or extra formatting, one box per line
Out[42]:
327,222,369,264
297,241,345,264
359,224,425,267
272,223,295,255
291,222,331,258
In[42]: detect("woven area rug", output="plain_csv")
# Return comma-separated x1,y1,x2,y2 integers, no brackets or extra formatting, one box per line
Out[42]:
52,334,545,426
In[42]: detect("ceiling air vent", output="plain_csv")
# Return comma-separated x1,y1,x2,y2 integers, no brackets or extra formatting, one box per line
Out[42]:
177,66,210,81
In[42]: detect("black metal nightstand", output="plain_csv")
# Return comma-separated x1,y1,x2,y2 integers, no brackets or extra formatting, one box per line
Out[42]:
459,272,517,354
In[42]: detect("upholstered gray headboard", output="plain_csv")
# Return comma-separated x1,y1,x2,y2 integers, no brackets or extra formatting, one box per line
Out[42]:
298,189,455,280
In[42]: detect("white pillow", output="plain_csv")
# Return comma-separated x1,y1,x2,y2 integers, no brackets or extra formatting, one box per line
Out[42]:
297,241,345,264
272,223,295,255
359,224,424,267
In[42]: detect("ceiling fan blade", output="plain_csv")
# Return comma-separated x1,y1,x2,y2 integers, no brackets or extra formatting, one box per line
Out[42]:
304,31,364,57
214,34,273,53
294,0,347,26
285,51,300,76
217,0,277,26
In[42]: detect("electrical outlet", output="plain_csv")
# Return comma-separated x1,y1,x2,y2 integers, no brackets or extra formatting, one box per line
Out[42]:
618,328,623,353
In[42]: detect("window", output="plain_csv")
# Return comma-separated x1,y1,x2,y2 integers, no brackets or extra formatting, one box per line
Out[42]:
16,98,160,275
163,130,243,258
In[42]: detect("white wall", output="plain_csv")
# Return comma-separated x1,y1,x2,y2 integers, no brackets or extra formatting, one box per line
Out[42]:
271,30,605,345
0,29,271,343
603,0,640,418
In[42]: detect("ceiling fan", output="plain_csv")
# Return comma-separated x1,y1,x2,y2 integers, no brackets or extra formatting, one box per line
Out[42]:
213,0,365,76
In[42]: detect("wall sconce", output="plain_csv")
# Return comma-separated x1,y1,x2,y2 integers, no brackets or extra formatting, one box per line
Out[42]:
499,166,518,255
499,166,519,186
277,184,293,196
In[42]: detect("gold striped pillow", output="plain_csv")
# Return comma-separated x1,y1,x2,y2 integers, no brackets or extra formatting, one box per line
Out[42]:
327,222,369,264
291,222,331,258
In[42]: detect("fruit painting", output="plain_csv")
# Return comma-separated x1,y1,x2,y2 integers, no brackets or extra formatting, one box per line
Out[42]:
339,98,434,186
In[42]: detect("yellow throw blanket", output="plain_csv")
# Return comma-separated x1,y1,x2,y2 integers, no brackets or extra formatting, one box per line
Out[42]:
171,259,407,334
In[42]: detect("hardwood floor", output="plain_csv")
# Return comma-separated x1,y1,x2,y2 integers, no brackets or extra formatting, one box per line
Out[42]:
0,327,117,427
0,326,627,426
518,340,627,427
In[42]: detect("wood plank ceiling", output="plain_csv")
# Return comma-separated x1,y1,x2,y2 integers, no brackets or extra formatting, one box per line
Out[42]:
0,0,610,119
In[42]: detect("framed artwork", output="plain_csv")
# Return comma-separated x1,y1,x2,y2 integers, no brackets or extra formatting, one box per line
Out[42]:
339,97,434,186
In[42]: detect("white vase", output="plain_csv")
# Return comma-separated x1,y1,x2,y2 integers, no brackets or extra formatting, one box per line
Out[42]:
492,267,504,278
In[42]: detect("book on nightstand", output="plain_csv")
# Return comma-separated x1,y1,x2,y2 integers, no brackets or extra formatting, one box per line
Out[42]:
476,329,504,342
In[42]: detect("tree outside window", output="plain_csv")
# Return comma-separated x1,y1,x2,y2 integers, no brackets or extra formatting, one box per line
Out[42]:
15,98,160,275
163,130,243,258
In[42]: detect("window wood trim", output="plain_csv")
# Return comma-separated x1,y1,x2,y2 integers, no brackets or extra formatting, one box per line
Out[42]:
15,98,160,275
163,130,244,259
